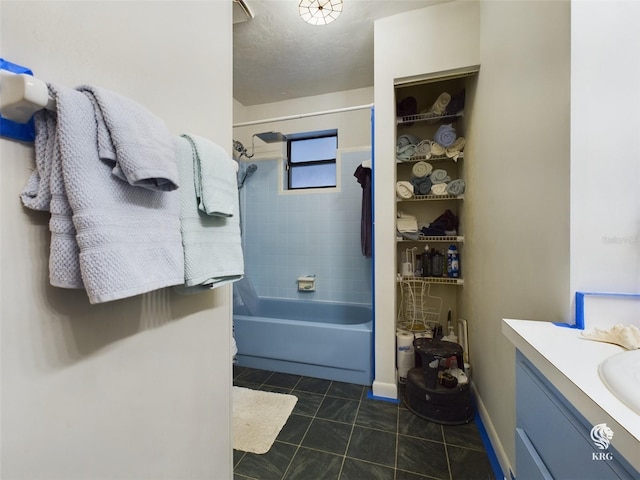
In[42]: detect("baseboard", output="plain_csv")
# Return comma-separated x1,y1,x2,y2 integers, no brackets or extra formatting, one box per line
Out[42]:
367,391,400,404
372,379,398,400
472,382,513,480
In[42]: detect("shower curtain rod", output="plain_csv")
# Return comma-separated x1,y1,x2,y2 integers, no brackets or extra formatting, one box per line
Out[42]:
232,103,374,128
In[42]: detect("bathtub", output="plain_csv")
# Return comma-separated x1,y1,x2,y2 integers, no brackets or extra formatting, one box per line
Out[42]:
233,298,373,385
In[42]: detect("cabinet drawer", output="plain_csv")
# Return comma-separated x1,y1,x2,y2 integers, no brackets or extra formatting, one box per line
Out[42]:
515,428,553,480
516,352,636,479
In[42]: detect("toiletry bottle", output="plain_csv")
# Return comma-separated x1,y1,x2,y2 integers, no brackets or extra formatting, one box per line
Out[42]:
422,245,431,277
431,250,444,277
447,245,459,278
446,325,458,344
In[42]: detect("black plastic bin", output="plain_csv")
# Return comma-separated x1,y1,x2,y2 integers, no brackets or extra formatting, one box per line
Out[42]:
403,338,474,425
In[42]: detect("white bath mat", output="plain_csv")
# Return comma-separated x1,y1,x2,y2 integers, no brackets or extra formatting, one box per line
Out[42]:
232,386,298,454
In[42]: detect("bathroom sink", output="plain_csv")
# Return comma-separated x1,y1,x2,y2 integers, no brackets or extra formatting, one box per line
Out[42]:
598,349,640,414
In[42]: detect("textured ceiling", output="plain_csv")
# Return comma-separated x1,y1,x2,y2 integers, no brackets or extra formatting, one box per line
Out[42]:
233,0,443,106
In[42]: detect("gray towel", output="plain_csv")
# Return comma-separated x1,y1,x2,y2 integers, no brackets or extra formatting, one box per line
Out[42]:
21,84,185,303
396,144,417,162
22,110,84,289
411,176,433,195
20,111,55,211
446,179,466,196
78,85,179,192
396,134,421,148
176,135,244,290
430,169,451,184
434,124,457,147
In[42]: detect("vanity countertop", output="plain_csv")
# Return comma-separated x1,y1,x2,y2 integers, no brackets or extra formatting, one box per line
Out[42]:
502,318,640,472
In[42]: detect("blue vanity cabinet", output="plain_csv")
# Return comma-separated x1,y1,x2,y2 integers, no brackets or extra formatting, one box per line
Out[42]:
515,351,638,480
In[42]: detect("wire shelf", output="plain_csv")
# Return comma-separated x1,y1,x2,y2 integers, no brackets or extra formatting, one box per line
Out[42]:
397,275,464,286
397,235,464,243
396,152,464,163
397,194,463,201
396,112,463,126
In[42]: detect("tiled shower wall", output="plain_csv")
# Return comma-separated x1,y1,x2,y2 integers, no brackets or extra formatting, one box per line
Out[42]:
241,148,373,304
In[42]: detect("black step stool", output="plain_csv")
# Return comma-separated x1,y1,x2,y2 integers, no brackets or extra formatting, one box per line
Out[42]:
403,337,474,425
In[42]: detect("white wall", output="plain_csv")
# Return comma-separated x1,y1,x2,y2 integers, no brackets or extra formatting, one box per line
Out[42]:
0,2,234,479
373,0,481,400
467,1,571,476
570,1,640,304
375,2,571,477
233,86,373,159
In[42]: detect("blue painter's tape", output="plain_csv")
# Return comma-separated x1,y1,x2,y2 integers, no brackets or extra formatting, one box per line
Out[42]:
0,58,37,142
366,389,400,404
554,291,640,330
473,409,504,480
553,291,593,329
0,118,36,142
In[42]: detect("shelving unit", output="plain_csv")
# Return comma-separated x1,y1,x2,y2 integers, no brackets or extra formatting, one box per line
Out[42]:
394,73,476,335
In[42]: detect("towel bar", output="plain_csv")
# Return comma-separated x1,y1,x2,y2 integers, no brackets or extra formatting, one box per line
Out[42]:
0,60,237,165
0,70,56,123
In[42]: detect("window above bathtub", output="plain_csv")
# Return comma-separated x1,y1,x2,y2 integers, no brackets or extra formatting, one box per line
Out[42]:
286,129,338,190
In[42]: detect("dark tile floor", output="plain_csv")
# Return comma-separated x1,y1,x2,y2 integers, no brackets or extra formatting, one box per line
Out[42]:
233,366,497,480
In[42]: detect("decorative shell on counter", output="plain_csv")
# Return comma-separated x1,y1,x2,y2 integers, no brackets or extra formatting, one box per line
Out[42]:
581,324,640,350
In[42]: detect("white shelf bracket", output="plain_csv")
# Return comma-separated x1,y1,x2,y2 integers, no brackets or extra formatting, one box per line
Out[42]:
0,70,56,123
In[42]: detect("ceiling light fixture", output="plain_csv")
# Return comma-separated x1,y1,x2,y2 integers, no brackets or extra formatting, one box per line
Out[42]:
298,0,343,26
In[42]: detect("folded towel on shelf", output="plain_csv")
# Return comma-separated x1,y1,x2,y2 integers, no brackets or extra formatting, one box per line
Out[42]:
411,176,432,195
400,231,421,241
78,85,179,192
420,209,459,236
396,181,414,199
446,136,466,153
430,142,446,156
431,183,448,195
412,161,432,178
446,179,466,196
421,92,451,116
176,135,244,290
397,96,418,118
430,169,450,184
22,84,185,303
445,137,466,160
415,140,432,157
397,212,419,233
182,133,237,217
396,144,417,162
434,124,457,147
397,134,421,148
445,89,466,116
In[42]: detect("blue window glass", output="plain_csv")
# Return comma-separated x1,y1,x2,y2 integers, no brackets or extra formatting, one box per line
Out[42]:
287,131,337,189
290,163,336,188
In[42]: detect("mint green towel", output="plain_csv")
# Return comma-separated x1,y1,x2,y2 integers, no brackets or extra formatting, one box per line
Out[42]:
176,135,244,290
182,133,237,217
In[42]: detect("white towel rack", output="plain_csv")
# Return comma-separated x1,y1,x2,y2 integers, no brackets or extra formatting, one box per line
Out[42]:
0,68,241,172
0,70,56,123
